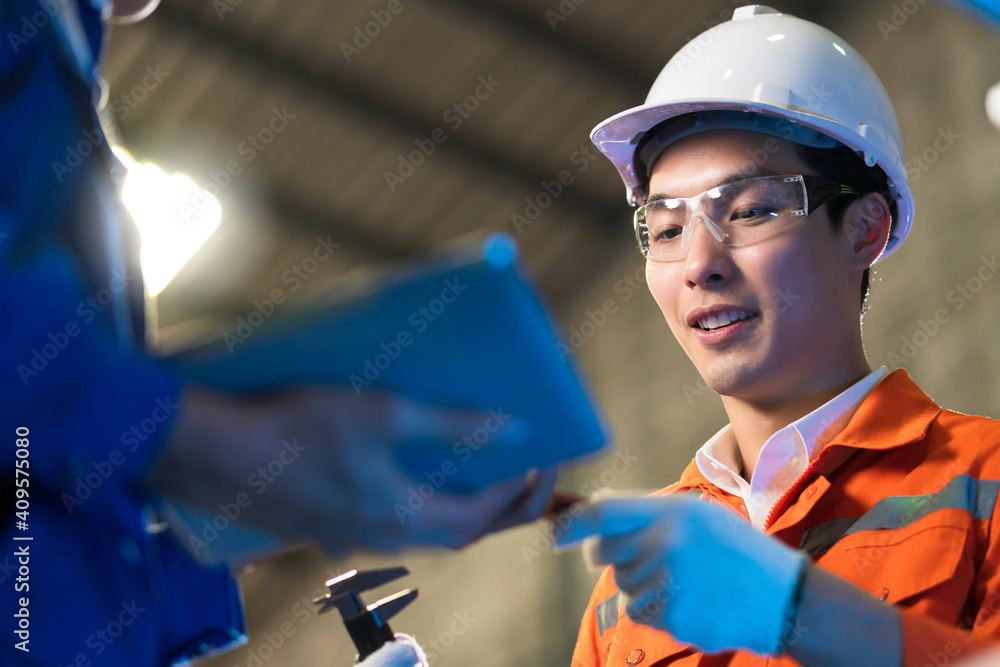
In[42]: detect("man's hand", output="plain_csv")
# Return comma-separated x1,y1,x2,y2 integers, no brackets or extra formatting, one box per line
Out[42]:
555,495,806,655
145,385,558,559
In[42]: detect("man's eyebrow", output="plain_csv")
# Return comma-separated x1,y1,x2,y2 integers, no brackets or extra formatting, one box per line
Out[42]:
646,167,779,202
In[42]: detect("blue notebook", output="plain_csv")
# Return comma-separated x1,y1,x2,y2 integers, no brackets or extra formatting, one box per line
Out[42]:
165,233,610,492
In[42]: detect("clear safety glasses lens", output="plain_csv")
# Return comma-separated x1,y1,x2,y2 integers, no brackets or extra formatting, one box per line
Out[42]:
634,175,810,262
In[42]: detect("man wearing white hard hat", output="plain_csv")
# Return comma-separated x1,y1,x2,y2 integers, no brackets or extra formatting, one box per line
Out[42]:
556,6,1000,666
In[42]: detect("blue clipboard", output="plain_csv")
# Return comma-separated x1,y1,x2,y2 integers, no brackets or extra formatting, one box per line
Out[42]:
164,233,610,491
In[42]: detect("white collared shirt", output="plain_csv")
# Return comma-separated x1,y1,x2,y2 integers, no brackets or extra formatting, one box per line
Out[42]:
695,366,889,529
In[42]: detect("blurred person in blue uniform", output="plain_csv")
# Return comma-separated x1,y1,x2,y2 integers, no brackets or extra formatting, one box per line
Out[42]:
0,1,555,665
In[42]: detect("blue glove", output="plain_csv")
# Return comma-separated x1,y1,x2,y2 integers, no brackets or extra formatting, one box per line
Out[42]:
555,494,808,655
355,634,428,667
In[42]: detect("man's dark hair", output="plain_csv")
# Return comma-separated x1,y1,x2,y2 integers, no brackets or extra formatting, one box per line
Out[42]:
793,143,897,313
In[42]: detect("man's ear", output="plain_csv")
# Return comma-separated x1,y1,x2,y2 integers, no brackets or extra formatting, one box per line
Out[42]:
842,193,891,270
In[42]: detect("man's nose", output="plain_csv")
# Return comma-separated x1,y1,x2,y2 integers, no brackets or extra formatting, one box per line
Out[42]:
682,216,732,288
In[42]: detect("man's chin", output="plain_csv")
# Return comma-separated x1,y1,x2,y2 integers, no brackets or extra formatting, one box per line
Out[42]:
692,356,769,399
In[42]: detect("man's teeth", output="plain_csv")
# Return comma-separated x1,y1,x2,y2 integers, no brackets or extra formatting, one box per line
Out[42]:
698,311,754,330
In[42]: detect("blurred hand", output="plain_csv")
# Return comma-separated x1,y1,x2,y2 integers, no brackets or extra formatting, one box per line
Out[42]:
146,385,558,559
356,634,428,667
555,494,807,655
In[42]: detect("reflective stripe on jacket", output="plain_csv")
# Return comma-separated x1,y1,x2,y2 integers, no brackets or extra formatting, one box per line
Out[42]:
572,369,1000,667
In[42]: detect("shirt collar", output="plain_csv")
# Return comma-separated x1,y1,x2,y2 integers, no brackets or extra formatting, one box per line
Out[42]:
695,366,889,494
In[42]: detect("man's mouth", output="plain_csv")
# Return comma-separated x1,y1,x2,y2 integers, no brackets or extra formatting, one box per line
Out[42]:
696,310,757,331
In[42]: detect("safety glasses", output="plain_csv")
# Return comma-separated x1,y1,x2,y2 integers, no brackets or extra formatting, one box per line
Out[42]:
634,174,860,262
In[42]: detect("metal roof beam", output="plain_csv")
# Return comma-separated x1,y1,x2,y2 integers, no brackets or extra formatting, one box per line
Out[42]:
430,0,654,95
146,2,625,236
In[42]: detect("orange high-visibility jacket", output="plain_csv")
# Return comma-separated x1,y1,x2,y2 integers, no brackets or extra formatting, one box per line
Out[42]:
572,369,1000,667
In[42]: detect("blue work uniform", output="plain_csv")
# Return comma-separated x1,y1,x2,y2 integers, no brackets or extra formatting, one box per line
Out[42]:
0,1,246,664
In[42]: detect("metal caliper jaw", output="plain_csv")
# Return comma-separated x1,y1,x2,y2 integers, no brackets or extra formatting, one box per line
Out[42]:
313,566,418,661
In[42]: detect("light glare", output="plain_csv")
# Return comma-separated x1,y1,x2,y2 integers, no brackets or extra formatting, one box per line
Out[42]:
117,151,222,296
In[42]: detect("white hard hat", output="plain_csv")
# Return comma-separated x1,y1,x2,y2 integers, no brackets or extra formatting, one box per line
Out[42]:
592,5,913,262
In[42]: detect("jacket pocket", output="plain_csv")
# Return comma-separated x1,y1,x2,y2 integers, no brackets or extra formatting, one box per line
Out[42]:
816,509,975,610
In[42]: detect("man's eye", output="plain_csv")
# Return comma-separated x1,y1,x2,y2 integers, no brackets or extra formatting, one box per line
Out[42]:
731,207,779,221
652,226,682,242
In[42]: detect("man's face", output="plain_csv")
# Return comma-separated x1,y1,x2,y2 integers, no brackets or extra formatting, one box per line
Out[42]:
645,130,864,404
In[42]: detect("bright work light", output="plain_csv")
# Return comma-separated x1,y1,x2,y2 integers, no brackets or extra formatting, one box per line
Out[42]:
115,148,222,296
